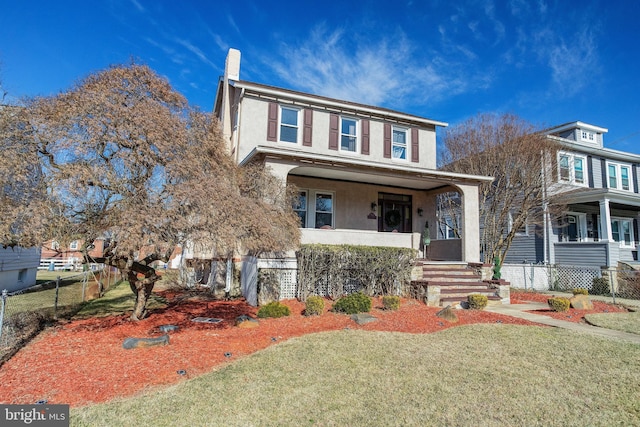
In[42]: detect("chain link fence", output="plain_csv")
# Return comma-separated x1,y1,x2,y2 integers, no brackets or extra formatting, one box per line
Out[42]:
502,263,640,303
0,267,120,365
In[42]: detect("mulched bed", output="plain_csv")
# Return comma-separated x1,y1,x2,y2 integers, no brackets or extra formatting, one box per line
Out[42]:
511,289,628,323
0,292,536,408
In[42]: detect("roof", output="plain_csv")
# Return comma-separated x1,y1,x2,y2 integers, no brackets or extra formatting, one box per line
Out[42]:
544,121,608,135
228,79,448,128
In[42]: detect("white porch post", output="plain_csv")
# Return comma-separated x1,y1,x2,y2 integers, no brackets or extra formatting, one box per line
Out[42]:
599,199,613,241
457,183,481,263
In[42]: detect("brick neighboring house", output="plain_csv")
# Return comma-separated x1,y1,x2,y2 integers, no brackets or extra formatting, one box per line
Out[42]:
40,239,106,271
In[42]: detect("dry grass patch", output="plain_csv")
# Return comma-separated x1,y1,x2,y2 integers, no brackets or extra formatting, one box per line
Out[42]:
585,311,640,335
70,325,640,426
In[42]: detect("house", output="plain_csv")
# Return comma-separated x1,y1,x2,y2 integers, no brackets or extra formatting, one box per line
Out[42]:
505,121,640,268
204,49,495,304
40,239,106,271
0,246,41,292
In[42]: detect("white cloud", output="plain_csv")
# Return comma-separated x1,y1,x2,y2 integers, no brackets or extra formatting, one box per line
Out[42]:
174,38,216,69
268,25,481,109
129,0,144,13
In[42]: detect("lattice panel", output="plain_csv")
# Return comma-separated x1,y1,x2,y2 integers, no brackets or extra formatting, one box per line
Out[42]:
553,266,601,291
278,269,298,300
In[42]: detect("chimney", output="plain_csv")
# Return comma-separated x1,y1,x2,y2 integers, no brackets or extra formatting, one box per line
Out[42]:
225,48,241,81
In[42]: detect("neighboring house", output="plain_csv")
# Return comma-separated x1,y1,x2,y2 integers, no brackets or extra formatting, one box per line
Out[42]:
0,246,41,292
505,121,640,267
210,49,491,268
40,239,106,270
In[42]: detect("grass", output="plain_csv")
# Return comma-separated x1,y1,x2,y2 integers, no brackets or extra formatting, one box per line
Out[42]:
70,325,640,426
585,311,640,334
74,280,167,318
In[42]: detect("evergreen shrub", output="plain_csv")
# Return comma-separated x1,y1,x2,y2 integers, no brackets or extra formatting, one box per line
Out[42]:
257,301,291,318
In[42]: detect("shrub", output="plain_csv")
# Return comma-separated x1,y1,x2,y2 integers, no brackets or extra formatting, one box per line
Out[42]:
571,288,588,295
305,296,325,316
467,294,488,310
547,297,570,312
257,301,291,318
591,278,610,296
382,295,400,311
332,292,372,314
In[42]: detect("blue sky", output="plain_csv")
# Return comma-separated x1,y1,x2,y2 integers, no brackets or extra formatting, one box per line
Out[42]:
2,0,640,154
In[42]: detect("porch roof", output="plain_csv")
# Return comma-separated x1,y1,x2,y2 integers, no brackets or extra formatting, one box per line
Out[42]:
240,145,493,191
559,187,640,208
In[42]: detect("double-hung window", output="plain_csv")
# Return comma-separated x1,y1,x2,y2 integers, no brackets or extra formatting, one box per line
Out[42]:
558,152,587,185
607,162,632,191
340,117,358,152
392,126,408,160
280,106,299,143
581,130,595,142
293,190,334,229
611,218,634,247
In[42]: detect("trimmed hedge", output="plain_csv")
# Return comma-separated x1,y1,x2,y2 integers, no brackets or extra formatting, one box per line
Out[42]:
304,296,325,316
257,301,291,318
547,297,570,312
332,292,372,315
467,294,488,310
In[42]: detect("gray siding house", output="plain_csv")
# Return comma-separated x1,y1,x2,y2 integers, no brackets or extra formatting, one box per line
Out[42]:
0,246,41,292
504,121,640,267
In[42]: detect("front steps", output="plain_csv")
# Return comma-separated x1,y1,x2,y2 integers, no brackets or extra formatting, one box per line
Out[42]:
411,260,508,307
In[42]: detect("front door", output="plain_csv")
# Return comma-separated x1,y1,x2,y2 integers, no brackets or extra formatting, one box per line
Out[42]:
378,193,412,233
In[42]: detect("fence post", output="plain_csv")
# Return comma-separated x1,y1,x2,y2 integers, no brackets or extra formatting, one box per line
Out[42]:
54,276,60,320
0,289,7,341
609,269,616,305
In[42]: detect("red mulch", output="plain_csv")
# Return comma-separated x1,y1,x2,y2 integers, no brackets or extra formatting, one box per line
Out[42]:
0,292,540,408
511,289,628,323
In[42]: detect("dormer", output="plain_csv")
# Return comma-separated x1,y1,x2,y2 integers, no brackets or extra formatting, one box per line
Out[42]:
544,121,608,149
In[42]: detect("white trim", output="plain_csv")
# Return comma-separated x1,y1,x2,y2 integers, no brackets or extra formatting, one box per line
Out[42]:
391,125,409,161
610,217,635,248
278,105,301,144
606,161,634,192
339,116,359,153
557,151,588,186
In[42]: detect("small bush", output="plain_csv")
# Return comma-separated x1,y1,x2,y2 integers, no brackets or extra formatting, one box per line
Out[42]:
547,297,570,312
468,294,488,310
332,292,372,314
305,296,325,316
571,288,588,295
382,295,400,311
257,301,291,318
591,278,610,296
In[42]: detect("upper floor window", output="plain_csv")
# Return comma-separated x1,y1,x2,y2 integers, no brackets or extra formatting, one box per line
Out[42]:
607,162,632,191
340,117,358,152
581,130,595,142
392,126,408,160
611,218,634,247
558,152,587,185
69,240,79,250
279,106,299,143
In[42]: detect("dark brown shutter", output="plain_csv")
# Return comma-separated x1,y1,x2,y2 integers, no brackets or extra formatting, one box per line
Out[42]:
383,123,391,158
267,102,278,142
329,114,339,150
411,128,419,163
361,119,370,155
303,109,313,147
587,155,594,188
601,158,608,188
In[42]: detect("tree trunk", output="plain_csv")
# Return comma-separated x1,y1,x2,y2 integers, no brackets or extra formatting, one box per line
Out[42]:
128,270,159,321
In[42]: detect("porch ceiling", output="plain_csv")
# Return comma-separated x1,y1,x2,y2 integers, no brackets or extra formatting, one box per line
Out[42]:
559,188,640,209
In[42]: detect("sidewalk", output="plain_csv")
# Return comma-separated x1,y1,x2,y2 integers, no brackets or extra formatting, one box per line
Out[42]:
486,302,640,345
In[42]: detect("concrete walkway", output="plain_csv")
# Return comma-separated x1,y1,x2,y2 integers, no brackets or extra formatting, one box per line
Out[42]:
486,301,640,345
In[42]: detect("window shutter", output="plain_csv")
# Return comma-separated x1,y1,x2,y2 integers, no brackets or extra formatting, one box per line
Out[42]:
329,114,339,150
303,109,313,147
411,128,419,163
267,102,278,142
601,158,608,188
361,119,370,155
587,156,594,188
633,164,639,194
383,123,391,158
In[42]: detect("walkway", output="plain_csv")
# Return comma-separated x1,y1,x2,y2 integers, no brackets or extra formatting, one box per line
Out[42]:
486,301,640,345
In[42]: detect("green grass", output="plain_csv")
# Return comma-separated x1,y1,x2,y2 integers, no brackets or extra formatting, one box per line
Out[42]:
585,311,640,335
74,280,167,318
70,325,640,426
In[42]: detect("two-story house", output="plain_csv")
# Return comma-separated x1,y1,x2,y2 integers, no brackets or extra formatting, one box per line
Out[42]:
505,121,640,268
212,49,492,266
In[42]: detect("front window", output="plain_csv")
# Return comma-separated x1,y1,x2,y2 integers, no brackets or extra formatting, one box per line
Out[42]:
611,218,634,247
280,106,299,143
392,126,407,160
340,117,357,152
315,193,333,228
558,152,587,186
293,191,307,227
607,162,633,191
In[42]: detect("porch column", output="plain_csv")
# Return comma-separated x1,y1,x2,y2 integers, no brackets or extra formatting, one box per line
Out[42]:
457,183,481,263
599,199,612,241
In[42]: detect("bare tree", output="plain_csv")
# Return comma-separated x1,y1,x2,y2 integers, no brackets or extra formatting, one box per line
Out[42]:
439,113,562,264
3,64,300,319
